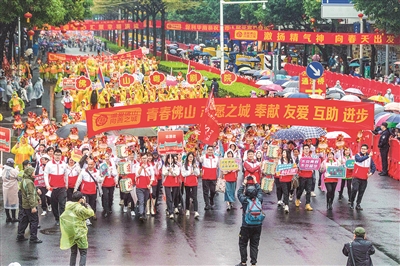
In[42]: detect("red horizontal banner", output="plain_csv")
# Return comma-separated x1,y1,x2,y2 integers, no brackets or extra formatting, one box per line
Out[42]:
47,49,143,62
86,98,374,138
229,29,400,45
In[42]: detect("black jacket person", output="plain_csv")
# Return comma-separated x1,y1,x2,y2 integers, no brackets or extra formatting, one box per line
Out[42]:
343,227,375,266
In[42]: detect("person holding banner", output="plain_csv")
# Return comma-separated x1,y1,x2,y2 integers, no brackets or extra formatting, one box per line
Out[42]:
295,145,314,211
350,144,376,211
320,151,340,210
135,153,155,221
181,152,200,219
222,150,240,211
162,154,181,219
277,150,294,213
339,148,354,202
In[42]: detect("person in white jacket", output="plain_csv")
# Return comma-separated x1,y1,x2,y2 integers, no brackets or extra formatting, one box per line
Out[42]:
162,154,181,219
99,154,118,217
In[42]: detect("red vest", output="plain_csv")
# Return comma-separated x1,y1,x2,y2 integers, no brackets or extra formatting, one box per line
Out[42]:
49,174,65,188
183,175,198,187
81,180,96,194
102,175,116,187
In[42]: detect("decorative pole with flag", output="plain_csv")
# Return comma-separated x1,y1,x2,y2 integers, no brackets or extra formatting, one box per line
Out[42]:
199,89,219,145
97,66,105,91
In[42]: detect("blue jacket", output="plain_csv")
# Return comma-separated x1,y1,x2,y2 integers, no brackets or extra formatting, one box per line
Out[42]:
355,153,376,175
237,183,263,227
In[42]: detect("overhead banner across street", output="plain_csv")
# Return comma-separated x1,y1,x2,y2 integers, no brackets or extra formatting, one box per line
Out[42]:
47,48,143,62
86,98,374,137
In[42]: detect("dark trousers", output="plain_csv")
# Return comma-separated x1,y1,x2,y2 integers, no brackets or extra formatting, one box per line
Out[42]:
136,188,150,215
185,186,198,212
350,178,368,205
280,182,291,205
51,187,67,222
380,147,389,173
339,179,352,199
202,179,216,206
155,179,162,205
67,188,75,201
325,182,337,202
70,244,87,266
164,186,180,214
123,191,134,208
17,208,39,240
83,194,97,213
38,187,51,210
274,178,282,200
296,177,312,204
36,97,42,106
101,186,114,213
64,107,71,116
239,226,262,265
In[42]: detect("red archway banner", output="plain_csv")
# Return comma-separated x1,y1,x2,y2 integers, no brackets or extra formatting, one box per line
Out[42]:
47,48,143,62
86,98,374,137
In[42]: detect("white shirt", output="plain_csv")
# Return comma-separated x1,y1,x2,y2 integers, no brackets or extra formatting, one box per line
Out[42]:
44,159,67,188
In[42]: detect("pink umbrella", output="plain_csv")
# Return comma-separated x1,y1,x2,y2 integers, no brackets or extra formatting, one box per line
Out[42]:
259,84,283,92
340,95,361,102
375,113,392,126
166,80,178,86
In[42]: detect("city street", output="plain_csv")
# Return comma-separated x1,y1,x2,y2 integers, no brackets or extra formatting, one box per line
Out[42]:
1,172,399,265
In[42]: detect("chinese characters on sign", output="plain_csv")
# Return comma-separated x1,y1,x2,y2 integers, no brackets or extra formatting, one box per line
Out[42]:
219,158,240,171
149,71,166,86
157,130,184,155
0,127,11,153
220,71,237,86
119,73,135,88
186,70,202,85
75,76,92,90
299,158,321,171
299,71,326,95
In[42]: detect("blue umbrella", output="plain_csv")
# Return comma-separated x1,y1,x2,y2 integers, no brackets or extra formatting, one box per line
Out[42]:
287,93,309,98
291,126,326,139
290,76,299,81
374,112,391,120
349,62,360,67
273,129,307,140
273,80,287,85
259,75,270,80
386,114,400,124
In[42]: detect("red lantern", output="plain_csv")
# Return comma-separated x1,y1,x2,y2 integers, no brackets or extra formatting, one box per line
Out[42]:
27,30,35,40
310,18,316,24
61,29,67,34
358,13,363,19
24,12,32,23
74,22,79,27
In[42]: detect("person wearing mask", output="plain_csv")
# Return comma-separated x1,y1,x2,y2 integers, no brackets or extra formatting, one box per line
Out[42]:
181,152,200,219
99,154,118,218
378,122,390,176
350,144,376,210
34,154,51,215
2,158,20,223
200,146,219,210
277,149,293,213
44,149,68,226
342,227,375,266
60,191,94,266
74,159,100,224
17,166,42,243
222,150,240,211
320,151,340,210
243,150,261,184
135,153,155,221
162,154,181,219
296,144,314,211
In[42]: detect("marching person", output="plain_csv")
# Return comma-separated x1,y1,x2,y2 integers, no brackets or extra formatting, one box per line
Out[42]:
151,152,163,207
339,148,354,202
243,150,261,184
295,145,314,211
2,158,20,223
200,145,219,210
120,151,138,216
342,227,375,266
148,152,161,216
44,149,68,226
378,122,390,176
320,151,340,210
162,154,181,219
17,166,42,243
277,149,293,213
61,91,73,116
60,191,94,266
65,158,81,201
100,154,118,217
222,150,239,211
181,152,200,219
34,154,51,215
74,159,101,223
350,144,376,211
135,153,155,221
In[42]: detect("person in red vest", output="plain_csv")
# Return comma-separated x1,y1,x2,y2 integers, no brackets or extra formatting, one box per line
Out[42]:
181,152,200,218
135,153,155,221
320,151,340,210
34,154,51,215
162,154,181,219
44,149,68,226
350,144,376,211
100,154,118,218
200,146,219,210
65,158,81,202
243,150,261,184
295,145,314,211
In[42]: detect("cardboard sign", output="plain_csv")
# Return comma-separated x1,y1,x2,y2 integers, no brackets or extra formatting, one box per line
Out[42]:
219,158,240,171
262,161,277,175
0,127,11,152
62,78,76,90
299,157,321,171
326,166,346,178
276,163,298,176
345,159,355,169
267,145,279,158
158,130,184,155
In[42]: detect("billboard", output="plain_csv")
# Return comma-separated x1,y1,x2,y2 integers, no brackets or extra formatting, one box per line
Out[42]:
321,0,362,19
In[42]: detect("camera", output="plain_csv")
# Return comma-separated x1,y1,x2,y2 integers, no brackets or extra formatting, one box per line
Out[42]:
246,176,253,181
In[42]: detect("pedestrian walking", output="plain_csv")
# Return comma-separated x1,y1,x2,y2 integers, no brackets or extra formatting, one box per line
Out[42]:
99,154,118,217
16,166,42,243
320,151,340,210
162,154,181,219
200,146,219,210
276,149,293,213
350,144,376,210
181,152,200,218
236,176,264,266
60,191,94,266
222,150,239,211
378,122,390,176
135,153,155,221
61,91,74,116
34,154,52,215
2,158,20,223
295,144,314,211
339,148,354,201
342,227,375,266
211,78,219,98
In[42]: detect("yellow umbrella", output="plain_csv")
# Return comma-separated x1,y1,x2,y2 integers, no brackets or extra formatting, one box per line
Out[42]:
368,95,390,103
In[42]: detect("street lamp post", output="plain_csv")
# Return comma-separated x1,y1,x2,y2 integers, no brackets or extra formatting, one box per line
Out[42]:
219,0,269,74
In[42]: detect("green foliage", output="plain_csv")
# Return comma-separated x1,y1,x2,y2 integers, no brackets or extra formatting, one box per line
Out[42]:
352,0,400,34
97,37,132,54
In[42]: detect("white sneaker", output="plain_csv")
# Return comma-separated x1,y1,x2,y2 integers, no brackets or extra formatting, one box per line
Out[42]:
284,205,289,213
131,211,135,216
289,194,293,202
194,212,200,219
41,211,47,216
174,208,179,214
277,200,283,207
86,219,92,226
47,205,52,212
123,206,128,213
311,192,317,197
186,210,190,216
169,214,174,219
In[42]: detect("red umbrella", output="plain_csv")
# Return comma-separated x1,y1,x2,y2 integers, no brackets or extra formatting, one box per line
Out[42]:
259,84,283,92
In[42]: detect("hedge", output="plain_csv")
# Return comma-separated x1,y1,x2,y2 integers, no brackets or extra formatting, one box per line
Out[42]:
97,37,132,54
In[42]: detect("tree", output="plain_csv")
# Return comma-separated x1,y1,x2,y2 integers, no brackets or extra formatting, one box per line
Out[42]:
352,0,400,34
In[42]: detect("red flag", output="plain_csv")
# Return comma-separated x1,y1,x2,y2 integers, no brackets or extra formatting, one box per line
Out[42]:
200,89,219,145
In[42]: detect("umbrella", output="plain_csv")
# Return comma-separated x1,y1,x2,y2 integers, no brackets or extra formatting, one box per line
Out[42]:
255,79,273,86
259,75,270,80
273,129,307,140
290,76,299,81
287,93,310,99
259,84,283,92
282,87,299,94
273,79,287,85
169,49,177,55
396,123,400,129
199,43,206,47
374,104,385,115
349,62,360,67
368,95,390,103
386,114,400,124
243,70,258,75
56,122,87,140
394,61,400,65
375,113,392,126
210,57,219,61
384,102,400,112
341,95,361,102
199,52,211,56
237,58,251,62
277,69,288,75
374,112,391,120
325,93,343,100
282,80,299,88
309,94,324,99
291,126,327,139
118,127,157,137
327,87,345,96
345,88,364,95
248,57,260,62
238,66,252,72
325,131,351,139
0,87,4,92
259,69,271,76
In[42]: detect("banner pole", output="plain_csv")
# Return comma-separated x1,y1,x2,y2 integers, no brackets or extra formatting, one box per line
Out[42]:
312,79,316,95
